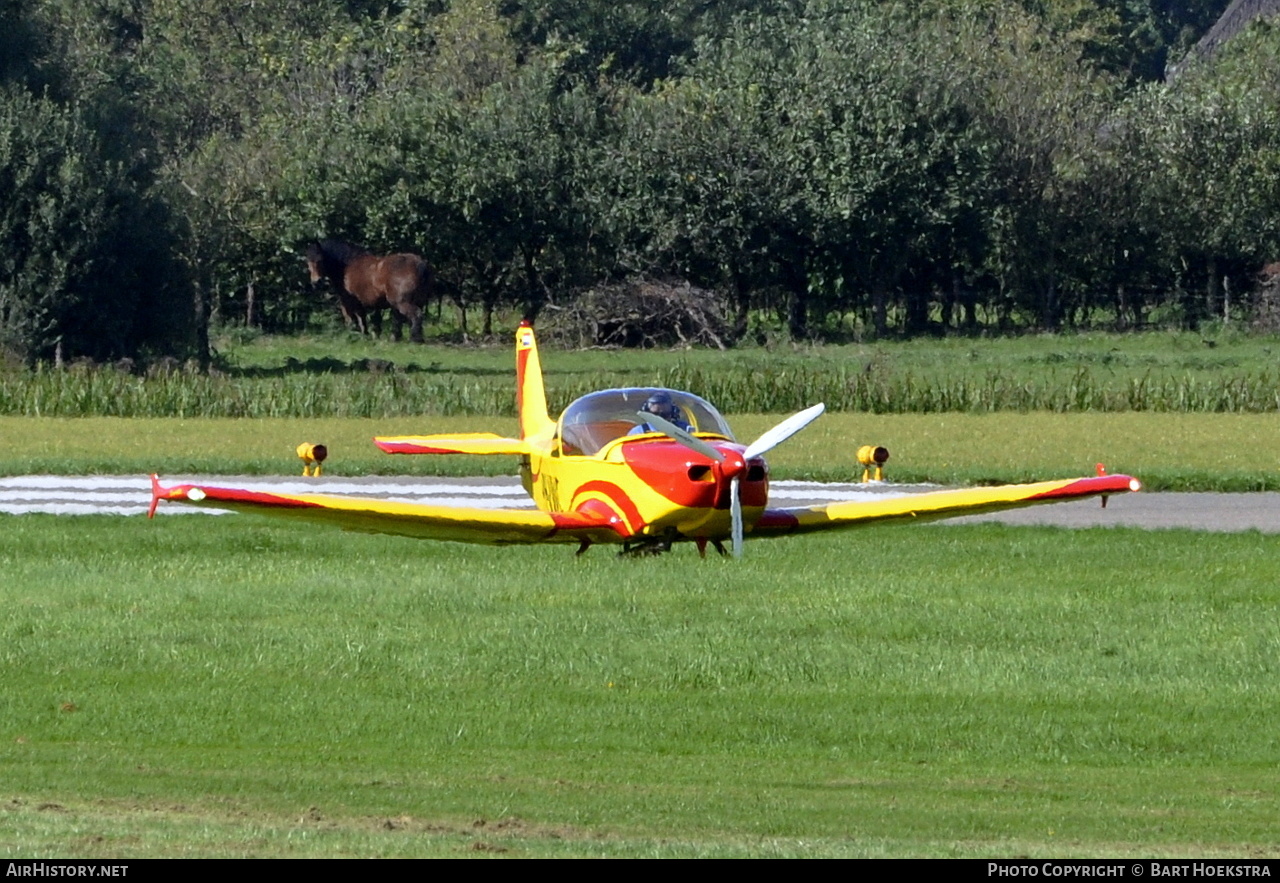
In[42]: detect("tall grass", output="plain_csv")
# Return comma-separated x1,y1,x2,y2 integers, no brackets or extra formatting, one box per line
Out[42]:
664,364,1280,414
4,361,1280,418
0,363,516,418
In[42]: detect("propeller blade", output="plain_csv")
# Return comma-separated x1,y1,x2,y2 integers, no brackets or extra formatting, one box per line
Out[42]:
730,476,744,558
636,412,725,462
743,403,826,460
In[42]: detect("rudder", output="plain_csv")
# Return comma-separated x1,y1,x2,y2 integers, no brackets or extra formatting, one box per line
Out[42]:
516,321,556,442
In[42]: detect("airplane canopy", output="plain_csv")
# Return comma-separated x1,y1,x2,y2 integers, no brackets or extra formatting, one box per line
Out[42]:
557,388,735,456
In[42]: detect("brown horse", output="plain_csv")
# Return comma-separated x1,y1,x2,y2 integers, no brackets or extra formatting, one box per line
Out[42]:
305,239,432,343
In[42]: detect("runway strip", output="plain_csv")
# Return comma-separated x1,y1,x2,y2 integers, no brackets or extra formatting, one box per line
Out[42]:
1,475,1276,532
0,475,921,516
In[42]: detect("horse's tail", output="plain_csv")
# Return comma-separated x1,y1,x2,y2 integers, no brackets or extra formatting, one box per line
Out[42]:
403,255,433,308
515,321,555,443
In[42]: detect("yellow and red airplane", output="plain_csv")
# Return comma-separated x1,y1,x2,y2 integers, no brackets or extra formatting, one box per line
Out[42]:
150,322,1140,556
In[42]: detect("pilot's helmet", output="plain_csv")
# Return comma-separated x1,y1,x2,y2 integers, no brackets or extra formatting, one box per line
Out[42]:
643,391,679,421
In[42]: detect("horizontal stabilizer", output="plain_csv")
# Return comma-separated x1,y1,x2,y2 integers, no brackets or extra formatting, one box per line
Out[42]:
374,433,530,456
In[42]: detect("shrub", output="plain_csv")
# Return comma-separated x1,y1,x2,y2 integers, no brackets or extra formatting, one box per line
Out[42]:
0,84,192,364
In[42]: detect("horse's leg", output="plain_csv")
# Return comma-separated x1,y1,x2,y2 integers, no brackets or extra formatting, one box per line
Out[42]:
353,303,369,336
338,293,362,332
409,305,424,344
345,260,381,337
397,302,424,343
370,308,383,339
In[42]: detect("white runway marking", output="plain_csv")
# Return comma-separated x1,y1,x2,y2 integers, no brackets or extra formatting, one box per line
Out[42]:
1,476,1275,533
0,503,225,516
0,475,922,517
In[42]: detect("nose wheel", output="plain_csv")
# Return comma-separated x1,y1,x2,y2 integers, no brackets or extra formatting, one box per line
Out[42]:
618,532,677,557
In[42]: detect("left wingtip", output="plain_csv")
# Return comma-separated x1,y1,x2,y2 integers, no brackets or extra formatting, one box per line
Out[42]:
148,473,163,518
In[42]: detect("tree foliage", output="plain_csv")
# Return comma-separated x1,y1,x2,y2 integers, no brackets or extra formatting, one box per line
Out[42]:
2,0,1277,359
0,4,189,364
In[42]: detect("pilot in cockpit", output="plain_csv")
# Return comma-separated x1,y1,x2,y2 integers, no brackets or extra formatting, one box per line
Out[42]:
631,391,693,434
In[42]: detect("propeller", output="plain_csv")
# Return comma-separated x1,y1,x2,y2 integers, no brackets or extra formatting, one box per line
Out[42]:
639,402,826,557
743,403,826,460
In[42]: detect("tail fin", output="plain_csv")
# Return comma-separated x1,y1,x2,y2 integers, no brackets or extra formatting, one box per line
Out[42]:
516,321,556,442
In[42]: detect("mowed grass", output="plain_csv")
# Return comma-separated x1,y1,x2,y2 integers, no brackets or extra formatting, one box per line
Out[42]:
3,412,1279,490
2,516,1278,857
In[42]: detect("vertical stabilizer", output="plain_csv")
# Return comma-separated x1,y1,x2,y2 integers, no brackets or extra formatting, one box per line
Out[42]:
516,321,556,442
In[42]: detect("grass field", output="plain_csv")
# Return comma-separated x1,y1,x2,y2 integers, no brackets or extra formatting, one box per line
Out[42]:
172,325,1280,417
3,411,1279,491
3,328,1278,857
5,329,1280,418
2,516,1278,857
218,326,1280,387
5,327,1280,490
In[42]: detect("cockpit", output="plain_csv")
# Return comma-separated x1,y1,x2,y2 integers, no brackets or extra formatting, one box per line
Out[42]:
556,388,735,456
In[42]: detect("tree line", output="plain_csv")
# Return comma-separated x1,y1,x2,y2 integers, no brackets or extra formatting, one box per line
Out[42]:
2,0,1277,363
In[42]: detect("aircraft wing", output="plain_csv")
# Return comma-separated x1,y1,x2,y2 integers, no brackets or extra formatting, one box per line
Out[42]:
753,473,1140,536
148,476,621,545
374,433,530,455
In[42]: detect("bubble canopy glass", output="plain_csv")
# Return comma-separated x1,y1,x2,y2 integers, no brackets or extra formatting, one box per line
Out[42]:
556,388,735,456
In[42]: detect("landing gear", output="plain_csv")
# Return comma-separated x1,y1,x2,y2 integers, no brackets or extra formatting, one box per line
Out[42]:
695,537,729,558
611,531,729,558
617,529,683,557
618,536,674,557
